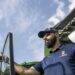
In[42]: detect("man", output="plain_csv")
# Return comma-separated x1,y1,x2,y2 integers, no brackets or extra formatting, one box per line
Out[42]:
1,28,75,75
14,27,75,75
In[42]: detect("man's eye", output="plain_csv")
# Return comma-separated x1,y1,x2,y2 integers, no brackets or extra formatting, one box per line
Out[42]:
46,33,50,36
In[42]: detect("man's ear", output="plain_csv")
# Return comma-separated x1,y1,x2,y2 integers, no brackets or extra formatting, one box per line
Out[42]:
55,32,59,37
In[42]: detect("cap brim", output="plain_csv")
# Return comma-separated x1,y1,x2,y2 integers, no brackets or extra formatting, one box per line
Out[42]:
38,31,50,38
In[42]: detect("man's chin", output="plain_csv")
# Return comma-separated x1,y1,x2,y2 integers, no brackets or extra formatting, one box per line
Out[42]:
46,45,52,48
46,44,55,48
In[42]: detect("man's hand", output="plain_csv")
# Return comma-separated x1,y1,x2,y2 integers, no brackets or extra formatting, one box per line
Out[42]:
0,52,9,63
4,56,9,63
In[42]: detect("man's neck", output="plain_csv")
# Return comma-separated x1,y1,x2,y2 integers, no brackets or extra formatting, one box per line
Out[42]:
51,40,61,52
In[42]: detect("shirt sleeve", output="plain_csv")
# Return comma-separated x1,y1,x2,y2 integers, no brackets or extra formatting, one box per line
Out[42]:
33,62,44,74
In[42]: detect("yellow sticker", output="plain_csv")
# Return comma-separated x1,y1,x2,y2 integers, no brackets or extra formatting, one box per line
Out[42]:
62,51,65,56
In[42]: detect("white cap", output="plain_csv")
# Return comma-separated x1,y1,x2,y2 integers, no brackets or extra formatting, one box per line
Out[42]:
68,31,75,43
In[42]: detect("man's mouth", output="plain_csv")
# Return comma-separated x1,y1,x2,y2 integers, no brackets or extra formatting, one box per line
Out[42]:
45,40,48,43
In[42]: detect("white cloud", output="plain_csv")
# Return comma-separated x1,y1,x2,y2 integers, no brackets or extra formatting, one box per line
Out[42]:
0,0,17,17
56,7,65,19
15,11,40,33
0,0,40,33
0,0,44,62
33,48,44,61
68,0,75,11
48,0,65,25
0,0,19,27
48,16,60,25
0,9,4,20
27,34,44,61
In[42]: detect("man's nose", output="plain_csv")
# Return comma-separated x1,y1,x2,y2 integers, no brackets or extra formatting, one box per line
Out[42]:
43,35,47,40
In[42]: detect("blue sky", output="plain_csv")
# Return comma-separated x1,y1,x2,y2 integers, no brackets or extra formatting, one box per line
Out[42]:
0,0,75,64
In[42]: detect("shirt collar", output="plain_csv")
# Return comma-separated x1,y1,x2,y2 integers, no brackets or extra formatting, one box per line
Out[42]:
50,44,64,53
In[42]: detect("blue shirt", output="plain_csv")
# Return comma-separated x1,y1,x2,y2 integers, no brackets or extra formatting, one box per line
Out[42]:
34,43,75,75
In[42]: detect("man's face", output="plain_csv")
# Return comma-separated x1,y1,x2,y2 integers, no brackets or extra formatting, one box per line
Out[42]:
43,33,57,48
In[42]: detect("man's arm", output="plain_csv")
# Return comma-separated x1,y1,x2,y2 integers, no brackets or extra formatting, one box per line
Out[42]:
14,63,40,75
0,52,41,75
